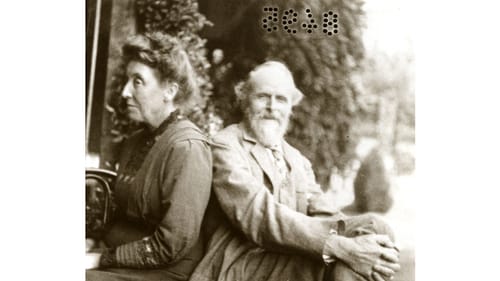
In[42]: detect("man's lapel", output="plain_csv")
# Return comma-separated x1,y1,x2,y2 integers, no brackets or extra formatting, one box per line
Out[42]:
282,141,300,190
282,141,298,176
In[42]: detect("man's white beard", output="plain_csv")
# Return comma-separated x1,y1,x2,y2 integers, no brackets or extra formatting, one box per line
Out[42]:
246,110,289,147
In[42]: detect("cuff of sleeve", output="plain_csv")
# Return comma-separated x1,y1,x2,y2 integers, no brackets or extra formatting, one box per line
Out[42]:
99,248,117,268
322,228,338,265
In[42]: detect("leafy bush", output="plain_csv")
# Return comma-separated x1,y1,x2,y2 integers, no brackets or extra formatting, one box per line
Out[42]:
353,148,393,213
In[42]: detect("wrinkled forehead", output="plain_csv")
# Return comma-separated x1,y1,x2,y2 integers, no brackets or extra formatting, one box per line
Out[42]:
247,65,297,96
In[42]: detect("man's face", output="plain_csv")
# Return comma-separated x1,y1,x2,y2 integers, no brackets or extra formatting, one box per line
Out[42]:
121,61,170,126
244,68,294,147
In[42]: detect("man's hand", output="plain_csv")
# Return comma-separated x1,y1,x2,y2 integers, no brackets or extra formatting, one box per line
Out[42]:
328,234,400,280
85,252,102,270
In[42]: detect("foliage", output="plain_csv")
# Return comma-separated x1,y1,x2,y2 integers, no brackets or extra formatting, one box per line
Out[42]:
208,0,365,186
355,52,415,145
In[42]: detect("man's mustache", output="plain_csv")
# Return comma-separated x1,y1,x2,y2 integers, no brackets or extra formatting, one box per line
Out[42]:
256,112,283,121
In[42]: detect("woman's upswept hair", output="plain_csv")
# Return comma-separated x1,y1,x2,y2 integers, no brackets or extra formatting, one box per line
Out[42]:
121,32,199,110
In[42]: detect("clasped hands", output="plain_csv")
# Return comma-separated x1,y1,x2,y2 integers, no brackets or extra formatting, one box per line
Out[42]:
328,234,400,281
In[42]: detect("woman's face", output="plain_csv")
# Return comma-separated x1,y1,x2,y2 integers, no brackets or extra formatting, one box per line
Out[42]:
121,61,171,126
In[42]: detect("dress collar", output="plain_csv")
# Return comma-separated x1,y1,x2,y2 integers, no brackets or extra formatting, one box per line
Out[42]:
150,109,184,139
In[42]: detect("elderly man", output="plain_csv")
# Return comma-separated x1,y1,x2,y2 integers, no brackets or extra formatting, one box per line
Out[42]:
190,61,400,281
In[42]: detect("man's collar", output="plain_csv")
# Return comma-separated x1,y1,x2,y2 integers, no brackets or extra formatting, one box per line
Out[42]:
239,122,258,144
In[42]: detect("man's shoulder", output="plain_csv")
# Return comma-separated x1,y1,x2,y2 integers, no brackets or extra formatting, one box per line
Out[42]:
211,123,243,147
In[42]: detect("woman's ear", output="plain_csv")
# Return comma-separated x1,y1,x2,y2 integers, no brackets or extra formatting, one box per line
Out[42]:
163,82,179,103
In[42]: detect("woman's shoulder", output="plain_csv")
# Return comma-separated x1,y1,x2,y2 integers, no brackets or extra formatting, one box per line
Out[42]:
162,119,208,143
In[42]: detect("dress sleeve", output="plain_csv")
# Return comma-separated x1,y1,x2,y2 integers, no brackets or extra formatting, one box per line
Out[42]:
104,139,212,269
211,136,342,259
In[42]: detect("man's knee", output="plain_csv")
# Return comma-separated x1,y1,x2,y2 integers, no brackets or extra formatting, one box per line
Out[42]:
328,262,367,281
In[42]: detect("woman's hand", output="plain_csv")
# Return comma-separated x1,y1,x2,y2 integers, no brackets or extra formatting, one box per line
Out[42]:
85,252,102,270
328,234,400,280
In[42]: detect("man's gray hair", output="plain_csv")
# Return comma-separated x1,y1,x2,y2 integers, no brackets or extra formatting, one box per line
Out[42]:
234,61,304,106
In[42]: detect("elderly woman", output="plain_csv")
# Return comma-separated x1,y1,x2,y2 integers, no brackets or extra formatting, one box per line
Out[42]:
85,32,212,281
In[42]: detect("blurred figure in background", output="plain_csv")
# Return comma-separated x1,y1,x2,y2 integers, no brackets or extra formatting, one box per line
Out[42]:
85,32,212,281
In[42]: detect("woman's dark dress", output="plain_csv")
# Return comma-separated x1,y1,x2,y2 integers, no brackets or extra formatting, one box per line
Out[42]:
86,114,212,281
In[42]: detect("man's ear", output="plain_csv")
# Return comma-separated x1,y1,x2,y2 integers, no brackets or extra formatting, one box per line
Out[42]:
163,82,179,102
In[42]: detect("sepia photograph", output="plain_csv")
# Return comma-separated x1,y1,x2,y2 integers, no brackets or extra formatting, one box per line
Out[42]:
85,0,414,280
5,1,500,280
